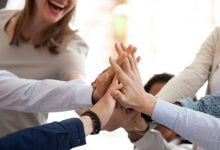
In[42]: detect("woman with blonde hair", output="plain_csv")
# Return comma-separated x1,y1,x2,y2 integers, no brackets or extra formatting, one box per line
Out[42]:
0,0,90,136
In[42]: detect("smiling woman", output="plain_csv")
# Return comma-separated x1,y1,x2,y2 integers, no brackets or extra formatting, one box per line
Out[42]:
35,0,76,23
0,0,89,137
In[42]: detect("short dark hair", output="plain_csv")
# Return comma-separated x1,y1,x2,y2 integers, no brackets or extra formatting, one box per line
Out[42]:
144,73,174,92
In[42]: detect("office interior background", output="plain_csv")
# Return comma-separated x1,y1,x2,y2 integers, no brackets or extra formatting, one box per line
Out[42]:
2,0,220,149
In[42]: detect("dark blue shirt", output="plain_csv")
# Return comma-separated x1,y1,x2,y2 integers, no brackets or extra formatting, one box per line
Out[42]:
0,118,86,150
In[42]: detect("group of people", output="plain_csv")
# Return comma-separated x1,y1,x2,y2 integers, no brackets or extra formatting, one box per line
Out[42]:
0,0,220,150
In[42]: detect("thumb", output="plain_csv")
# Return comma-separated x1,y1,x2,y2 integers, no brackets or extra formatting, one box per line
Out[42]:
111,90,124,102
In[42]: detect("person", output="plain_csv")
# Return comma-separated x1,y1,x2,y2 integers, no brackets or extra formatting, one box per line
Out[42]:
156,26,220,150
0,74,118,150
127,73,193,150
157,27,220,102
109,53,220,150
1,70,220,150
0,42,138,148
128,73,191,150
0,0,90,136
0,0,135,136
122,26,220,149
0,69,93,112
0,41,139,149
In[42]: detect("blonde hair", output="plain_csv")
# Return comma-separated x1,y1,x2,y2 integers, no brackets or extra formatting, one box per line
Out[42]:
10,0,76,54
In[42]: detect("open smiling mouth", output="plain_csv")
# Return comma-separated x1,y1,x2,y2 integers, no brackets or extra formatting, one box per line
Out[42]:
47,0,67,12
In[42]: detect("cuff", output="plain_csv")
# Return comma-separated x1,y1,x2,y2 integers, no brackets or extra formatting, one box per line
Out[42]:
60,118,86,147
152,99,180,130
70,80,93,109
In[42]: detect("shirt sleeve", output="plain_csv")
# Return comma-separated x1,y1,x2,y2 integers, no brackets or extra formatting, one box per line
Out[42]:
152,100,220,150
0,118,86,150
179,93,220,118
0,70,93,112
156,28,220,102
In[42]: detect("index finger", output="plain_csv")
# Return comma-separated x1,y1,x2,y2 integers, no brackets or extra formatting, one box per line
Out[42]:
109,57,129,84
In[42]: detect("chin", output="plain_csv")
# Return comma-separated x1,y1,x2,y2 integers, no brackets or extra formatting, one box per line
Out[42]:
44,16,61,24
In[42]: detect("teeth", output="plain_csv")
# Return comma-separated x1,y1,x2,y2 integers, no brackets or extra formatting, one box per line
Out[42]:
49,0,65,9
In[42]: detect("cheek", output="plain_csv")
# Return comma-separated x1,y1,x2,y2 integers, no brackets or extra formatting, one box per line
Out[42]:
34,0,48,14
67,0,77,11
35,0,46,8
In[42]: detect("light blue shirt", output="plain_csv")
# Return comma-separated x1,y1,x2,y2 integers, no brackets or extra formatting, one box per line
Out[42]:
152,100,220,150
0,70,93,112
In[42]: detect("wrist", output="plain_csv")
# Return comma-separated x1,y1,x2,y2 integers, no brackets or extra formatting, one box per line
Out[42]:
141,93,157,116
81,109,101,135
80,116,93,136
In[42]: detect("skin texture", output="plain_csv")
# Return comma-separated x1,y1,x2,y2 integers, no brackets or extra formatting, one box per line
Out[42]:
109,50,157,115
109,49,180,144
92,42,137,103
92,43,146,132
81,76,118,136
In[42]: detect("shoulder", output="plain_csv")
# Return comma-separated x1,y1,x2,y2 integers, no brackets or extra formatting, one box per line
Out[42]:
61,33,89,56
214,26,220,32
208,26,220,41
0,9,18,21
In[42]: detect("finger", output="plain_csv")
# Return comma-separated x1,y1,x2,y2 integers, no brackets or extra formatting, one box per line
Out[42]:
127,54,136,73
120,42,127,52
116,52,127,65
115,42,124,56
136,56,141,63
110,75,119,88
132,54,141,75
109,57,128,83
127,45,137,55
108,76,123,96
111,90,124,103
121,57,132,74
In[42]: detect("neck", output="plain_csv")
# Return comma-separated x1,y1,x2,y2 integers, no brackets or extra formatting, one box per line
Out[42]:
22,11,53,44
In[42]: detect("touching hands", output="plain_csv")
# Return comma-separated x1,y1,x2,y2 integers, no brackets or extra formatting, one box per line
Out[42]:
109,51,156,116
90,42,154,135
91,42,138,103
90,76,118,129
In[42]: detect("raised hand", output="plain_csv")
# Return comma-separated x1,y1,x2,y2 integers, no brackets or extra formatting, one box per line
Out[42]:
109,54,156,116
90,76,119,129
91,42,138,103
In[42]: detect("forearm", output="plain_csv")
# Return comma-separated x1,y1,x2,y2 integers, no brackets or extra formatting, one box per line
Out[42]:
0,118,86,150
156,26,217,102
0,76,93,112
151,100,220,150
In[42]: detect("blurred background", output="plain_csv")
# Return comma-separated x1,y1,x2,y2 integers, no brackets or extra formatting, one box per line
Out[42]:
2,0,220,149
